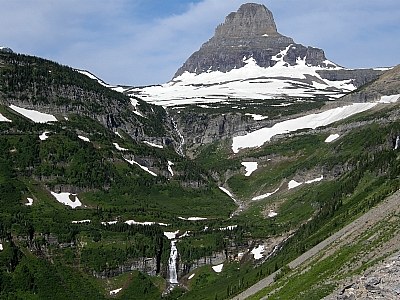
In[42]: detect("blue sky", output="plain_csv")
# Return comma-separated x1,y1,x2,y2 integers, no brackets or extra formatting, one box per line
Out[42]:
0,0,399,86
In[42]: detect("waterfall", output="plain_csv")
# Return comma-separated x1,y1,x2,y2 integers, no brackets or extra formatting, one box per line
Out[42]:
168,240,178,284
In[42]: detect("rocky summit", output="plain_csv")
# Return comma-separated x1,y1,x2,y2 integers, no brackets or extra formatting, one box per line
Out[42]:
174,3,332,77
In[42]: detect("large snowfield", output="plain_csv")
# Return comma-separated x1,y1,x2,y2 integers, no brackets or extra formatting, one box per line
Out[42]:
130,49,356,106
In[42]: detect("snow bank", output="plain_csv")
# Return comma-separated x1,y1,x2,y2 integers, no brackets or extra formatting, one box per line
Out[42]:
109,288,122,295
178,217,207,221
164,230,180,240
143,141,163,149
9,105,57,123
125,219,168,226
212,264,224,273
379,94,400,103
72,220,91,224
267,210,278,218
0,113,12,122
251,245,265,260
167,161,174,176
25,198,34,206
50,192,82,208
113,143,128,151
252,188,279,201
289,175,324,190
241,162,258,176
245,113,268,121
78,135,90,142
124,158,157,177
232,103,377,153
325,134,340,143
39,131,50,141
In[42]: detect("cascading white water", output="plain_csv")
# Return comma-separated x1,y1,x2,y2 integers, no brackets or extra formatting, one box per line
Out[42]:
168,240,178,284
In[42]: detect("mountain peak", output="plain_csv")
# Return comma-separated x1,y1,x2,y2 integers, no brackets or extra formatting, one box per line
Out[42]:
215,3,278,38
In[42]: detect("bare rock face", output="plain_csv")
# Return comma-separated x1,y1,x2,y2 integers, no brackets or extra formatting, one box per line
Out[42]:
174,3,329,77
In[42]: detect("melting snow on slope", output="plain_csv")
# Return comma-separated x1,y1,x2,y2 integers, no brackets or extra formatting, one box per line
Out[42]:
212,264,224,273
219,187,234,198
39,131,50,141
78,135,90,142
113,143,128,151
72,220,91,224
251,245,265,260
25,198,34,206
245,113,268,120
178,217,208,221
268,210,278,218
9,105,57,123
167,161,174,176
289,175,324,190
143,141,163,149
252,187,279,201
379,94,400,103
50,192,82,208
241,162,258,176
125,219,169,226
232,103,377,153
109,288,122,295
124,158,157,177
325,134,340,143
0,113,12,122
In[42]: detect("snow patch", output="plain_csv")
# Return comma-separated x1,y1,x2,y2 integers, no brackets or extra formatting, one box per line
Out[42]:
39,131,50,141
395,136,400,150
188,273,195,280
325,134,340,143
288,180,302,189
9,105,57,123
232,103,377,153
252,188,279,201
241,162,258,176
78,135,90,142
305,175,324,184
379,94,400,103
101,220,118,225
125,219,168,226
72,220,91,224
219,187,234,198
164,231,180,240
25,198,34,206
113,143,128,151
251,245,265,260
143,141,163,149
0,243,3,251
167,161,174,176
124,158,157,177
267,210,278,218
50,192,82,208
109,288,122,295
219,225,238,231
212,263,223,273
178,217,207,221
0,113,12,122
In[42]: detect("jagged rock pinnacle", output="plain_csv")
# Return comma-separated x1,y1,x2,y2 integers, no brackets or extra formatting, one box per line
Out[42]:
173,3,329,78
